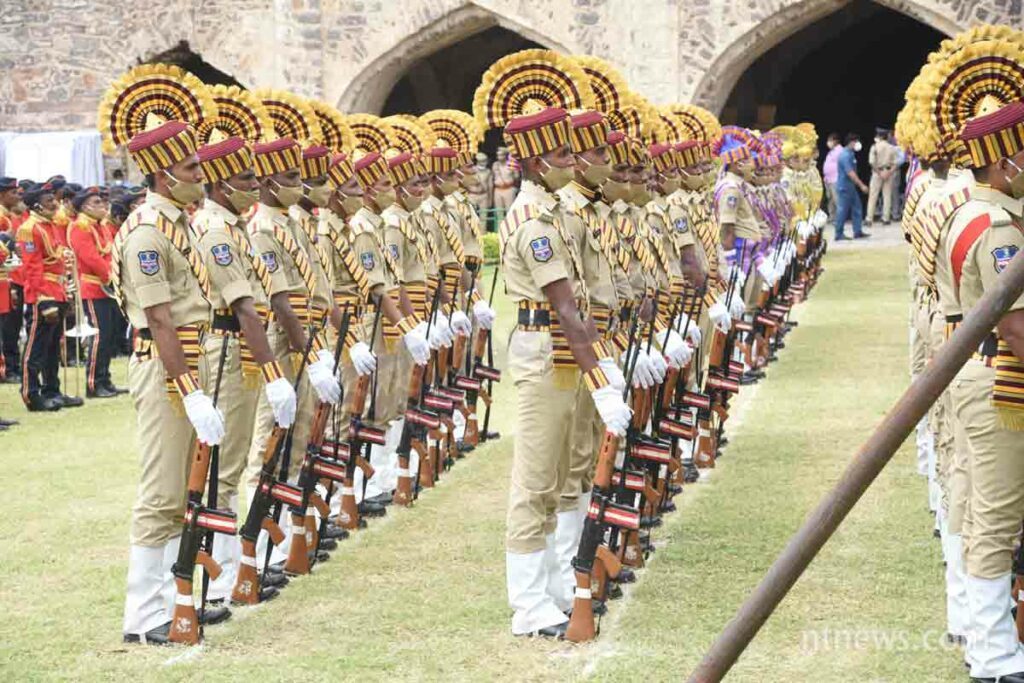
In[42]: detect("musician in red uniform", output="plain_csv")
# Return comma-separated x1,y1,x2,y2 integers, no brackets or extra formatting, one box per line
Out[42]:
0,177,24,384
16,182,83,411
69,186,123,397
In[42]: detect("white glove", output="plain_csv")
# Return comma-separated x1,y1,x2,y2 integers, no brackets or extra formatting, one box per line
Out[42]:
591,384,632,436
403,328,430,365
674,315,702,347
472,300,496,330
655,328,691,370
182,389,225,446
623,348,655,389
349,341,377,376
264,377,297,428
812,209,828,229
598,357,626,394
728,264,747,290
797,220,813,239
450,309,472,336
647,348,668,384
709,300,732,334
427,315,454,349
728,294,745,319
757,261,776,286
308,357,342,405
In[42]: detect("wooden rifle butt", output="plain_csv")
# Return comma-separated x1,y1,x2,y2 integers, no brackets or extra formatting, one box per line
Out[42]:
661,369,680,413
473,328,488,359
416,439,435,488
304,512,319,556
709,329,726,367
464,413,480,447
338,488,361,530
596,544,623,580
452,334,467,367
168,577,200,645
394,468,414,507
283,512,311,575
262,516,286,546
232,540,261,605
564,570,596,643
1016,576,1024,642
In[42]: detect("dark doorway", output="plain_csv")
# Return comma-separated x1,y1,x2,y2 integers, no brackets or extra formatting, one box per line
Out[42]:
381,26,542,156
138,40,246,88
722,0,945,156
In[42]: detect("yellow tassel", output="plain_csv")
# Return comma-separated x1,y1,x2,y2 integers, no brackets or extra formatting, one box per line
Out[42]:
996,407,1024,432
553,367,580,391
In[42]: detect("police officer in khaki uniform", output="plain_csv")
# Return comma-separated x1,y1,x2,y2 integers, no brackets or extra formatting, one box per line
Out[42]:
933,103,1024,682
111,120,227,644
244,137,342,569
866,128,899,225
491,146,519,224
193,136,297,604
467,151,492,222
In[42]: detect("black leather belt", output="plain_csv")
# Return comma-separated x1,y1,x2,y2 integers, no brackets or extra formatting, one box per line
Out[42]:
517,308,551,327
619,305,633,323
945,314,963,324
212,312,241,333
979,332,998,358
138,328,152,340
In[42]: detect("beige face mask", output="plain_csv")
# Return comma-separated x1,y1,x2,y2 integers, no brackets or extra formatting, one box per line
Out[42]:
680,170,705,192
539,158,575,192
223,182,258,214
271,179,303,207
601,178,631,203
304,181,333,208
166,170,205,205
338,192,363,215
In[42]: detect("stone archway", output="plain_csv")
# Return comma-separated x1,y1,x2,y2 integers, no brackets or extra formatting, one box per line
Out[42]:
689,0,962,115
334,3,571,115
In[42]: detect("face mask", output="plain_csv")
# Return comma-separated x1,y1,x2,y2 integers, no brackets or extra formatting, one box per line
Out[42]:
1006,159,1024,199
578,156,612,187
436,178,459,195
338,192,363,215
372,188,397,209
223,182,258,214
660,175,681,194
680,171,705,192
400,187,424,211
853,141,863,152
166,170,205,205
271,179,303,207
630,183,651,205
304,182,333,208
539,158,575,191
601,178,631,203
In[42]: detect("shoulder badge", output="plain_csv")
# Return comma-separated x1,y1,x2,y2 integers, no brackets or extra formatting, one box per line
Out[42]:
361,251,375,271
992,245,1019,274
138,250,160,275
211,243,233,267
388,243,400,262
727,195,738,209
261,251,279,273
529,236,553,263
23,240,36,254
673,216,689,233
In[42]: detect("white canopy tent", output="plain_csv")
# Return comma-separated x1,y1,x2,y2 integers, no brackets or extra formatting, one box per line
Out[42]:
0,130,104,185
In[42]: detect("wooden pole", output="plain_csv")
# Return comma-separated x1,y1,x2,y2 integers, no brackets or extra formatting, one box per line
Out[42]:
689,250,1024,682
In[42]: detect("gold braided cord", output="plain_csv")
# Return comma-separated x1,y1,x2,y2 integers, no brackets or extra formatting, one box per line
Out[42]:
97,63,217,153
667,103,722,144
606,91,664,144
195,85,273,146
252,88,322,144
472,49,595,131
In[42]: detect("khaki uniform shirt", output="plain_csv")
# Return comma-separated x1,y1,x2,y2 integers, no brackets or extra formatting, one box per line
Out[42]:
446,191,483,262
419,195,462,269
247,203,305,299
289,204,333,312
558,182,617,310
609,199,652,299
594,199,637,305
193,199,268,311
869,140,898,170
320,208,384,303
716,171,760,240
117,191,208,329
382,203,428,285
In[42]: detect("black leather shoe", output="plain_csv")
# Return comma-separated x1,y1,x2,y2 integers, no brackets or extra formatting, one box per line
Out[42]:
104,382,129,395
718,437,729,448
123,621,171,646
3,374,21,384
87,385,118,398
457,440,475,453
232,586,280,606
26,395,62,412
617,568,636,583
518,621,567,639
639,516,662,529
668,483,683,495
358,500,387,517
660,500,677,513
323,524,349,541
263,569,289,589
53,394,84,408
315,549,330,562
944,633,966,646
0,423,8,431
683,463,700,483
592,599,607,616
607,583,624,599
739,372,760,386
198,605,231,626
366,491,392,506
268,561,287,575
484,430,500,440
318,537,337,552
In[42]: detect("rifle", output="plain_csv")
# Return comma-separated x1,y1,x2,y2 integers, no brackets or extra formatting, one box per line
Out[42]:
232,330,317,605
284,304,352,575
337,296,385,531
1015,526,1024,642
169,335,236,645
477,265,502,444
565,302,644,643
394,285,443,506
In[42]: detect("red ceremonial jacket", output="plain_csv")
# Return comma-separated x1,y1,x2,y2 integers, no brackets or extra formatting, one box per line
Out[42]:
68,213,112,300
16,212,68,305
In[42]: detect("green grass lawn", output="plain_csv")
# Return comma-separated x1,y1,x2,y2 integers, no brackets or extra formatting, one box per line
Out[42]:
0,248,960,681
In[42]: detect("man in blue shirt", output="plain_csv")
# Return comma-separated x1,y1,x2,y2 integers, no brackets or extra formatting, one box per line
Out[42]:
834,133,871,240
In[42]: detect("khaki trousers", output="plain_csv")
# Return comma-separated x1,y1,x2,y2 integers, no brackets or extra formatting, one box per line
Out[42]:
951,359,1024,578
200,333,259,508
506,330,577,554
128,355,195,547
909,287,929,379
560,382,600,513
927,310,954,509
246,322,313,487
867,170,897,222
